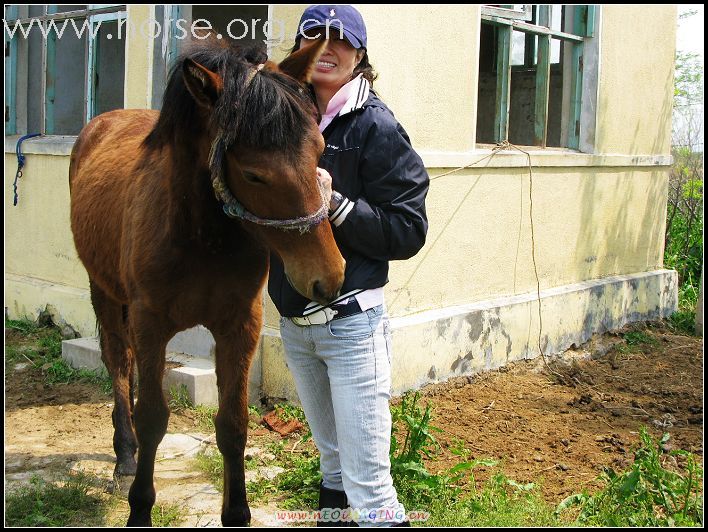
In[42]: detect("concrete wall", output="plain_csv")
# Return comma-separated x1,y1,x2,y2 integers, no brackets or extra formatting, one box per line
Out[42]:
595,5,676,155
5,5,679,401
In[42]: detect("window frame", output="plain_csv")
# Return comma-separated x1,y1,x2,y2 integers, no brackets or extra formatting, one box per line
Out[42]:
480,4,596,149
4,4,127,136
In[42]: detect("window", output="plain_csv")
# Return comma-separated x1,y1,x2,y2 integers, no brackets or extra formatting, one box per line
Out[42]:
476,5,595,149
4,4,126,135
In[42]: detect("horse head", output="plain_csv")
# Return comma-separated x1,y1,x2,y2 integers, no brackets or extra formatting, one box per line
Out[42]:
178,39,345,304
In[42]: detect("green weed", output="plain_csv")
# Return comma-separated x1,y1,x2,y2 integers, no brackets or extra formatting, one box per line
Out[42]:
151,502,186,527
556,427,703,526
5,472,107,527
5,318,113,392
168,384,194,412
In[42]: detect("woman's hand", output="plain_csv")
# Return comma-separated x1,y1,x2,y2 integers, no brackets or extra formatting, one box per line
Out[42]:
316,167,334,206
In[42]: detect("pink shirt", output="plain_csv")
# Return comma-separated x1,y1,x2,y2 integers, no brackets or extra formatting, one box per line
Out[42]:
318,74,365,132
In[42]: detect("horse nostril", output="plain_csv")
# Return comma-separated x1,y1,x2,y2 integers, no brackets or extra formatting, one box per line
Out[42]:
312,280,327,302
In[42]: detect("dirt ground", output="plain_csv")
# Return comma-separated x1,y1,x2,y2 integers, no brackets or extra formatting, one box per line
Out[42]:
4,320,704,523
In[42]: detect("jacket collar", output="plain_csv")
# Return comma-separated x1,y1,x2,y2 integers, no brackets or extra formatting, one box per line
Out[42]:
338,75,370,117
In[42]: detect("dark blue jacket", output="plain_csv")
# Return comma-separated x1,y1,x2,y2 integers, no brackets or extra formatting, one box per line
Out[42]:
268,89,430,317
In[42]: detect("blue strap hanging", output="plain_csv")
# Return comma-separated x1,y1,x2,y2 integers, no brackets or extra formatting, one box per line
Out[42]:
13,133,42,206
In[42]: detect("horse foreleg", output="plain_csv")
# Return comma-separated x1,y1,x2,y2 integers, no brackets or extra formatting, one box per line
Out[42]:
126,305,172,527
211,316,261,527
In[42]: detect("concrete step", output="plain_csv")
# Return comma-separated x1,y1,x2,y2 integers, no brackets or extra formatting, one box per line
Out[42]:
62,337,221,407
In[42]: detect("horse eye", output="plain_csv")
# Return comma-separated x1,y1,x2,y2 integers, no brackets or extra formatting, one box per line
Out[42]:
243,171,265,184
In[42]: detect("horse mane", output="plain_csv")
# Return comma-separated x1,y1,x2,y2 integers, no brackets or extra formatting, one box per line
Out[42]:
144,38,316,153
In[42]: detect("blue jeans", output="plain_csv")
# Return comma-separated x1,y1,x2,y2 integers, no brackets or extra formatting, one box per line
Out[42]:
279,304,406,527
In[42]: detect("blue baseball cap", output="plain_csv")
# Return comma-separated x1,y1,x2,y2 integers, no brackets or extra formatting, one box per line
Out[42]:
297,5,367,49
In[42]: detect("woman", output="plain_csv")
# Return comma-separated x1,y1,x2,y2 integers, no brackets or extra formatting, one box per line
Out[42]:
268,5,429,527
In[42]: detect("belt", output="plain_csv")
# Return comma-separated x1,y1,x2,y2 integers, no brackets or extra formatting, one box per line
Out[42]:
291,298,363,326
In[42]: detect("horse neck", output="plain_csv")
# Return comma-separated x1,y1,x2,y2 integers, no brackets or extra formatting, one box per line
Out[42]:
164,145,228,243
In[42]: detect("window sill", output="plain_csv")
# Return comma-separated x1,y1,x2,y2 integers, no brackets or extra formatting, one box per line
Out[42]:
420,148,673,169
4,136,674,170
5,135,77,157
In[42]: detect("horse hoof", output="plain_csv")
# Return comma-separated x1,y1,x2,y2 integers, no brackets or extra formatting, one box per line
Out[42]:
126,514,152,527
116,457,138,477
111,470,135,497
222,507,251,527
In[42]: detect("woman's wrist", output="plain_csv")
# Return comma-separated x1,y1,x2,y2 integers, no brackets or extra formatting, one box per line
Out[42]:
329,190,344,214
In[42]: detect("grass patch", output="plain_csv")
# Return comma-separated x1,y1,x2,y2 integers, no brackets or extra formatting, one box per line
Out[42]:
669,310,699,336
5,317,113,393
151,502,186,527
197,394,703,527
557,427,703,527
5,472,108,527
168,384,194,412
622,330,659,348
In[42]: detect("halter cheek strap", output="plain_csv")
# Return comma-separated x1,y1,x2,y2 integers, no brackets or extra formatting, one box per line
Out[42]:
208,136,329,234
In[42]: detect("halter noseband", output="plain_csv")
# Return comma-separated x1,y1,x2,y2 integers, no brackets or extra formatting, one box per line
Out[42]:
208,65,328,234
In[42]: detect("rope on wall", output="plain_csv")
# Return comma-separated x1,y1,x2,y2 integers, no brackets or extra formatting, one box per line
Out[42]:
394,140,563,378
13,133,42,206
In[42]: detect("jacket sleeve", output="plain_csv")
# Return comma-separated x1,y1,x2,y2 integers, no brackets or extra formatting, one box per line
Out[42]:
332,109,429,262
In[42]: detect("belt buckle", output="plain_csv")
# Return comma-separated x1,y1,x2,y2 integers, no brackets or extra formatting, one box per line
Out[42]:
322,307,338,322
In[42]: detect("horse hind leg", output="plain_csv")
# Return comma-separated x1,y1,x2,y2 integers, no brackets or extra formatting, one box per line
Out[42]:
90,281,138,478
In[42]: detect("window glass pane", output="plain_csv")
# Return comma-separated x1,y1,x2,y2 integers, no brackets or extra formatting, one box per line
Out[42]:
545,72,563,146
51,5,88,14
94,20,125,115
551,37,561,64
508,63,534,145
476,22,497,144
50,21,87,134
511,30,525,66
551,5,563,32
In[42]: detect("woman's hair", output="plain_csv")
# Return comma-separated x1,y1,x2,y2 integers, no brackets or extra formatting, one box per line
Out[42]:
290,38,378,85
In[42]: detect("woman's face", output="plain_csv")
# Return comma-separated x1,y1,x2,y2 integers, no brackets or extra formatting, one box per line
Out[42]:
299,29,364,90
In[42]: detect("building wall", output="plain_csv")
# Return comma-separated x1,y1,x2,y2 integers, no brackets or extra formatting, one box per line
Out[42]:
595,5,676,155
5,6,678,400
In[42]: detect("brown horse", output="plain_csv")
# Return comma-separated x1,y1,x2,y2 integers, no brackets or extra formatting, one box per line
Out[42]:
69,38,344,526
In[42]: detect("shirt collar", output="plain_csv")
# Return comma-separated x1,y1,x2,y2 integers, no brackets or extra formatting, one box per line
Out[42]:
318,74,370,132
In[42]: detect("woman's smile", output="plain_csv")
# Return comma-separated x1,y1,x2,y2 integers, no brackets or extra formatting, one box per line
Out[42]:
315,58,337,72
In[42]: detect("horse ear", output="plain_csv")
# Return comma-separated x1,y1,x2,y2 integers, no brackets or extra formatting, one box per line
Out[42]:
277,39,328,83
183,58,223,108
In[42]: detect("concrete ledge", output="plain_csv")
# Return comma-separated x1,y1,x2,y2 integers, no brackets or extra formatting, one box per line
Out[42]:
61,270,679,405
167,326,215,359
61,337,261,407
261,269,678,401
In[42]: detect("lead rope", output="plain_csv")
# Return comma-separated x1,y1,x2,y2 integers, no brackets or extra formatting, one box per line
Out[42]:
13,133,41,206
